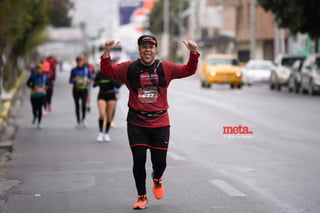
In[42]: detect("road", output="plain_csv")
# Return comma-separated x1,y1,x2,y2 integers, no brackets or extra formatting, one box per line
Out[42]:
2,69,320,213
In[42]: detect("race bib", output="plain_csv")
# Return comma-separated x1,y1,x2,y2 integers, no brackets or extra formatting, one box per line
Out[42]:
138,87,158,103
34,86,44,94
76,77,85,85
75,76,88,89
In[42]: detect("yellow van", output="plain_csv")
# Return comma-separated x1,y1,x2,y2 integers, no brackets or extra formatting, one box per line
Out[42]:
199,54,242,89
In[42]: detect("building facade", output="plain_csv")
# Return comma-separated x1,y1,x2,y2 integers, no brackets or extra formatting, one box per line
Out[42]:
193,0,291,62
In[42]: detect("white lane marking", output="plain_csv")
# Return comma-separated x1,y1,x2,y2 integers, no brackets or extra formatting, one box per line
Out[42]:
170,90,237,112
229,166,256,173
209,179,247,197
280,133,304,140
168,151,187,161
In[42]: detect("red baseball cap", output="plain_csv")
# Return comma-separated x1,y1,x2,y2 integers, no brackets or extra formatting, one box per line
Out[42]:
138,35,157,47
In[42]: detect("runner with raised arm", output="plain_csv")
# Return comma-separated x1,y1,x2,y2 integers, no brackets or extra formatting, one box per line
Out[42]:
100,35,199,209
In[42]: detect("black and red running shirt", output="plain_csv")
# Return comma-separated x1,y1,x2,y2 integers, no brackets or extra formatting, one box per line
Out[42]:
100,52,200,128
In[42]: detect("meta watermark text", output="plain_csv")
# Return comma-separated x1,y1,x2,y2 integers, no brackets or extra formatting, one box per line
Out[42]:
222,125,253,139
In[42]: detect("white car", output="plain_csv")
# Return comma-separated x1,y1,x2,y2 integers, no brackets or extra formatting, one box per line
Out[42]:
269,54,305,90
300,53,320,95
242,60,273,86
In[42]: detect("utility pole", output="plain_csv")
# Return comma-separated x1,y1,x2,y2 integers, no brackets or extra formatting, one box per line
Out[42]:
249,0,256,59
162,0,169,60
274,22,279,57
189,0,196,40
178,0,185,37
274,22,285,57
280,28,285,54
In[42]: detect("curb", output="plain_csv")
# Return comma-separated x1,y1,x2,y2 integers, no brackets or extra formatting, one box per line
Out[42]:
0,71,27,209
0,71,28,150
0,102,12,130
0,102,11,120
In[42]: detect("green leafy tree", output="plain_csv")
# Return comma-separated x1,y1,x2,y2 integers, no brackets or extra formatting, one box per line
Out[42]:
258,0,320,51
0,0,37,90
148,0,189,61
8,1,49,82
0,0,73,92
47,0,74,27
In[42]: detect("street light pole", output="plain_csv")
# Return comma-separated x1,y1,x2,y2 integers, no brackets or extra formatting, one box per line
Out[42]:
189,0,196,40
250,0,256,59
162,0,169,60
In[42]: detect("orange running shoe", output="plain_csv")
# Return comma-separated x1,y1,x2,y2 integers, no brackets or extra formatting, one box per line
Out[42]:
153,177,164,199
132,195,148,210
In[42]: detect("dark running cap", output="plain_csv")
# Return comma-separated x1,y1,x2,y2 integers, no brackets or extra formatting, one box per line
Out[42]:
76,56,84,62
138,35,157,47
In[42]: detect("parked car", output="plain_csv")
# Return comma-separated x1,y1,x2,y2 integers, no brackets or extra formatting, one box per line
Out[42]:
300,53,320,95
199,54,242,89
288,59,305,93
241,60,273,86
270,54,306,91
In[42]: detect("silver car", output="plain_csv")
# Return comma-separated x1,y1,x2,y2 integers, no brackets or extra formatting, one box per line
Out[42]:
288,59,305,93
270,54,306,91
300,53,320,95
242,60,273,86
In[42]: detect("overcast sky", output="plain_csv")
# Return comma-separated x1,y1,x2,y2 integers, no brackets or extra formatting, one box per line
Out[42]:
71,0,118,37
70,0,143,38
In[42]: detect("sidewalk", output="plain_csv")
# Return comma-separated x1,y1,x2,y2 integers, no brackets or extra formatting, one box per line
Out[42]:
0,71,28,190
0,68,134,212
0,71,27,135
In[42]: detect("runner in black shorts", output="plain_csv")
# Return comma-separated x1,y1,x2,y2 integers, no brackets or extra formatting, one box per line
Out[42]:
93,71,121,141
100,35,199,209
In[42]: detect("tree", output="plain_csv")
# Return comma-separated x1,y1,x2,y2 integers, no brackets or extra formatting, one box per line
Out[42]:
0,0,73,93
0,0,44,90
148,0,189,61
258,0,320,52
8,0,49,82
46,0,74,27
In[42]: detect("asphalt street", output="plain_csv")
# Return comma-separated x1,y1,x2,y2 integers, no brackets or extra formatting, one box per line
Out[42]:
2,69,320,213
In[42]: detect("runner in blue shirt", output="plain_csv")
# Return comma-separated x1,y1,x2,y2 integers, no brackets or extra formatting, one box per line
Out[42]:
69,56,93,128
26,63,48,129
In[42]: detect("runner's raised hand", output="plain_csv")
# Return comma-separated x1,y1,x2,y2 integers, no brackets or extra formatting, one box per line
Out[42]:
182,40,198,54
103,40,120,58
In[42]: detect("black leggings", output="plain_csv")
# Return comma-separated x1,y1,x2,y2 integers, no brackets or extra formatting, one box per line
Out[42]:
72,89,87,123
130,146,167,196
46,88,53,106
31,96,46,123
